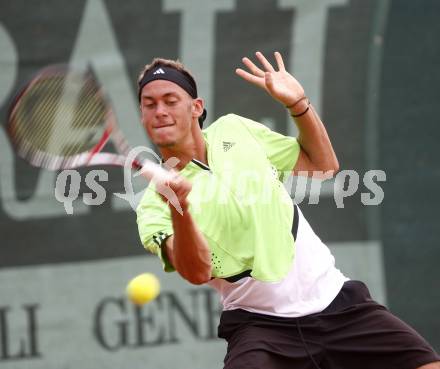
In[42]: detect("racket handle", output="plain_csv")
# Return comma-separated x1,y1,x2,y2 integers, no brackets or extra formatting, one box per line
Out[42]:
58,153,174,184
139,160,174,184
66,152,130,168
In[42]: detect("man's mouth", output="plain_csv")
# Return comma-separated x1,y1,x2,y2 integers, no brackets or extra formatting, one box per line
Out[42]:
154,123,175,129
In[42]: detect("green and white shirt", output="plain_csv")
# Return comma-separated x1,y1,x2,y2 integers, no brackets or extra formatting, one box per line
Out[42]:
137,113,300,282
137,114,348,317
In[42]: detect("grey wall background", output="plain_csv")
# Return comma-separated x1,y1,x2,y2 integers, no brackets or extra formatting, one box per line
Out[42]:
0,0,439,368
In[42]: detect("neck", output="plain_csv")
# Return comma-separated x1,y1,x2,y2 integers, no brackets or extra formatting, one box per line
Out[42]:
159,123,207,171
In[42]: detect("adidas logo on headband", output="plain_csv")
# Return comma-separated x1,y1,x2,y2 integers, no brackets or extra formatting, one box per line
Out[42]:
153,68,165,75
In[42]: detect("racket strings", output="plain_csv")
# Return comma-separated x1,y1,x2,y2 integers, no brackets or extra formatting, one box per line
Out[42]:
13,76,70,153
10,73,108,162
63,77,108,157
48,75,106,156
13,77,62,152
61,80,104,156
33,77,76,153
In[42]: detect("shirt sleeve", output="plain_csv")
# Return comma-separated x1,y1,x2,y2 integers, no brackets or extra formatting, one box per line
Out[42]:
136,185,175,272
236,115,301,173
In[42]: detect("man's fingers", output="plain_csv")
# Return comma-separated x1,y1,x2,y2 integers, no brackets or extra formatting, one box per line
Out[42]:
156,174,191,214
274,51,285,71
235,68,265,87
159,187,183,214
255,51,275,72
169,175,192,197
241,57,265,77
264,72,274,90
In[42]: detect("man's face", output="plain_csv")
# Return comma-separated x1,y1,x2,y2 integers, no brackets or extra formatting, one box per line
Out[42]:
140,79,194,148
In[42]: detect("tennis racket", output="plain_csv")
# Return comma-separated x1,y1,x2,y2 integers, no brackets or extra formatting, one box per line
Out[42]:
6,64,172,184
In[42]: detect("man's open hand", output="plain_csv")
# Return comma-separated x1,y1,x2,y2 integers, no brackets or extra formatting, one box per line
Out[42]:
236,51,305,107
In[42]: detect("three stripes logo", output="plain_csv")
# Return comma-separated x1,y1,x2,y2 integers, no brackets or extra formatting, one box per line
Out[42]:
153,68,165,75
223,141,235,152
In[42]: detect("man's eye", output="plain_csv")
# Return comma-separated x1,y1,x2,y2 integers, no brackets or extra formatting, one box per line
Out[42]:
144,103,155,108
166,100,178,105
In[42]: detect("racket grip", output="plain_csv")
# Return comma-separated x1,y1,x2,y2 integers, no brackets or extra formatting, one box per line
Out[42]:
139,161,174,184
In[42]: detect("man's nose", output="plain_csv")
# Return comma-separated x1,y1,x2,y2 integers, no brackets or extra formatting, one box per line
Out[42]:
155,102,168,116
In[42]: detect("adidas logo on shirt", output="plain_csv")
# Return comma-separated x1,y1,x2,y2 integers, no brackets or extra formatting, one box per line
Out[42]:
223,141,235,152
153,68,165,75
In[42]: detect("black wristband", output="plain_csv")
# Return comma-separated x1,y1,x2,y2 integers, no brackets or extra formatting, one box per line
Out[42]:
291,106,310,118
291,105,310,118
285,96,308,109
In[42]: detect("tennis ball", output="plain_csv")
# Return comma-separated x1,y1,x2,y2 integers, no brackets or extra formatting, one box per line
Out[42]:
126,273,160,305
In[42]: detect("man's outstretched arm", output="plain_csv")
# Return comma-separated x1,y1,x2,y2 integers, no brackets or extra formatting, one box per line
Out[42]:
158,173,212,285
236,51,339,178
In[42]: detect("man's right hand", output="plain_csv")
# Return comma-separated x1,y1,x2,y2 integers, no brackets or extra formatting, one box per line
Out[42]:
156,172,192,214
157,173,212,285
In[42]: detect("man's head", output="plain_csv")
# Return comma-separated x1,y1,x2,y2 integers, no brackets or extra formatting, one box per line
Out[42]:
138,59,206,148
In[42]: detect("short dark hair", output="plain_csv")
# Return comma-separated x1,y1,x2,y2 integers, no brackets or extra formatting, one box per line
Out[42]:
137,58,197,99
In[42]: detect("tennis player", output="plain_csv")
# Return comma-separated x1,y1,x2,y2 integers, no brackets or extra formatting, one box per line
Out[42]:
136,51,440,369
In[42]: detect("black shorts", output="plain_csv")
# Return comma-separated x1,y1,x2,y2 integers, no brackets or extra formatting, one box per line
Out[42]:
218,280,440,369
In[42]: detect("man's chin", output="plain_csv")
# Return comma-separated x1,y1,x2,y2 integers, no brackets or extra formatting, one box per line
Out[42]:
156,140,177,148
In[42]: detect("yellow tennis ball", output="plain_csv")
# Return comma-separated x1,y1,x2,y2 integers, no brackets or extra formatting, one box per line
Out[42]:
126,273,160,305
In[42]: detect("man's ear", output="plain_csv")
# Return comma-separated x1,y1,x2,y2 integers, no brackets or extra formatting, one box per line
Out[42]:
192,98,204,119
